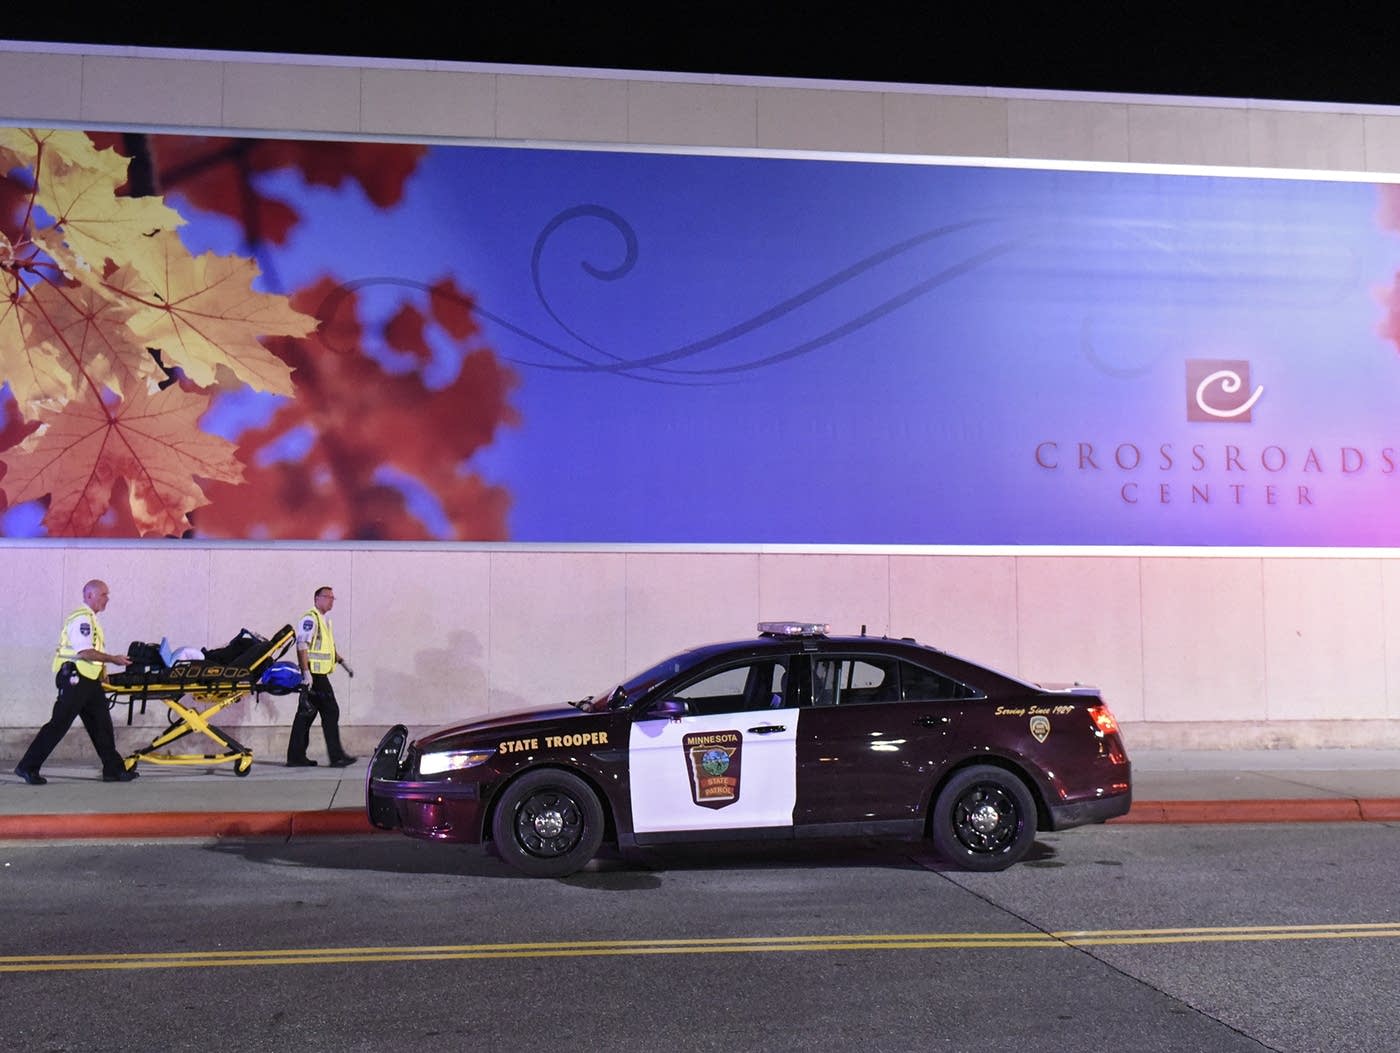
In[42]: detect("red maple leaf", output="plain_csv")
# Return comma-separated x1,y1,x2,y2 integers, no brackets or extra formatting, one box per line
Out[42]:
0,382,243,536
193,275,518,541
87,133,428,245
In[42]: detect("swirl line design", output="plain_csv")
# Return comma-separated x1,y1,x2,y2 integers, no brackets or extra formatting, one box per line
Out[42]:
314,206,1365,388
525,207,1010,380
1195,369,1264,418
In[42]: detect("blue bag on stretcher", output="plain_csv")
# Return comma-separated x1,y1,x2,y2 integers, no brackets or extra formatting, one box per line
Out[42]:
258,662,303,695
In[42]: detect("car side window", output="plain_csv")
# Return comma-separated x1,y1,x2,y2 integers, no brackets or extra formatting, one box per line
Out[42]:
901,661,982,702
668,659,789,715
810,656,900,707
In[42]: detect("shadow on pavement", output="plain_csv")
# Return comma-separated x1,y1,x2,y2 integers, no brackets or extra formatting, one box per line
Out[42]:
200,832,1059,883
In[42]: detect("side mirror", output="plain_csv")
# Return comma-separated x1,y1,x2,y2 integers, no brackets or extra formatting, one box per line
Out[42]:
648,698,686,719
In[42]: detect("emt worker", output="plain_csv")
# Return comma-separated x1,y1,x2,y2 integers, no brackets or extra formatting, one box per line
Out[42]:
287,585,358,768
14,579,137,785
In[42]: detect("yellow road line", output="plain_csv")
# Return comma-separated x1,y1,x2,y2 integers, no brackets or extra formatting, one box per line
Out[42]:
1053,922,1400,937
4,923,1399,974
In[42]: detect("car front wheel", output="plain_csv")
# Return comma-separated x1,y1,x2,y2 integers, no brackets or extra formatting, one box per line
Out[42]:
491,769,605,878
930,764,1036,872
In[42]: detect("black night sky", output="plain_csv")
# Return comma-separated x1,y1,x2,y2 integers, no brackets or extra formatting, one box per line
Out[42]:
3,4,1398,108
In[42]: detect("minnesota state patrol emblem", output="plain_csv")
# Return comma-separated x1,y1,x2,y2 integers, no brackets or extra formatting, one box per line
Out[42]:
1029,715,1051,743
682,730,742,809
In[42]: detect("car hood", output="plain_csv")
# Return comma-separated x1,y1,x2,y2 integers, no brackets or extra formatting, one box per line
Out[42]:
415,705,588,748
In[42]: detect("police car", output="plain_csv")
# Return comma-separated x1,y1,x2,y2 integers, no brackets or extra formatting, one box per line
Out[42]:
366,622,1132,877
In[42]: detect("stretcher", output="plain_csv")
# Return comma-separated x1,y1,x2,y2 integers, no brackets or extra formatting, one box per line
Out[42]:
103,624,297,776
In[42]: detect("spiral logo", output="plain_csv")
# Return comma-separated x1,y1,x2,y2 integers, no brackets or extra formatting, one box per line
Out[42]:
1186,359,1263,423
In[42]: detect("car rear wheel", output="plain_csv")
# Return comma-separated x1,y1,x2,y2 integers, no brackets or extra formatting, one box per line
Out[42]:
930,765,1036,872
491,769,605,878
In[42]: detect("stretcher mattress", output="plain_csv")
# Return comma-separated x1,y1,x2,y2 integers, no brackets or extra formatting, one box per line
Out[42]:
102,624,298,776
105,624,296,696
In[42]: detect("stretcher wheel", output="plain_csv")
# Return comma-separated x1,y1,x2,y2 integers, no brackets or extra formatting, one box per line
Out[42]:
234,755,253,777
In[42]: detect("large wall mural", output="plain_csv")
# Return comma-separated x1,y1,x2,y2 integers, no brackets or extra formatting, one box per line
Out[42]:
2,127,1399,545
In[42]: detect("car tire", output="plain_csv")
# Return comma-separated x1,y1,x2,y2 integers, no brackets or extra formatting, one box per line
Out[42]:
491,769,605,878
930,764,1037,872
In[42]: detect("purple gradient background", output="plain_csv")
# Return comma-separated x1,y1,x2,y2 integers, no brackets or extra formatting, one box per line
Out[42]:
5,140,1400,545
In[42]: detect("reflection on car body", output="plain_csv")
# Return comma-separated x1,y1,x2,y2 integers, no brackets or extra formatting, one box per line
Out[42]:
366,622,1132,877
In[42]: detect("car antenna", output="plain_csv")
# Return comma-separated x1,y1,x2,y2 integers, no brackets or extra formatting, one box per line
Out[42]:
860,624,866,636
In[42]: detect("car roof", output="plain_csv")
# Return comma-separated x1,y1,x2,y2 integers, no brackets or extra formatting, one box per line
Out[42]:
677,632,1037,694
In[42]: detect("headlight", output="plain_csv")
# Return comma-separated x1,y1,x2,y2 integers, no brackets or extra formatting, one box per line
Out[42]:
418,748,496,776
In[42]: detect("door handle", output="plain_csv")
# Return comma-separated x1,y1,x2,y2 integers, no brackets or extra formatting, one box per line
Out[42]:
748,725,786,734
917,716,951,727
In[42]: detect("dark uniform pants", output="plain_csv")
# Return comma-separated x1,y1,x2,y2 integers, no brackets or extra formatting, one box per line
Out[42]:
20,671,126,777
287,672,348,762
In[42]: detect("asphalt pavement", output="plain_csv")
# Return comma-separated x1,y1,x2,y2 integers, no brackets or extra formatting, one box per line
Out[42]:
4,747,1400,839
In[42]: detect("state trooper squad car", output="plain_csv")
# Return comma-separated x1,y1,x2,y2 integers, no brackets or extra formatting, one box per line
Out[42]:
366,623,1132,877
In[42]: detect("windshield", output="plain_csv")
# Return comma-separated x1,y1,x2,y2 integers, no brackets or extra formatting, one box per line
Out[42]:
587,645,719,711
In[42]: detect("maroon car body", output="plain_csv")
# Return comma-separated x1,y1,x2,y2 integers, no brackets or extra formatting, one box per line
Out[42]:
367,624,1131,876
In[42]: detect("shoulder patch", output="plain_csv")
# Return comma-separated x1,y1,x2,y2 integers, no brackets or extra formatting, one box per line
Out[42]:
79,622,91,637
302,618,315,632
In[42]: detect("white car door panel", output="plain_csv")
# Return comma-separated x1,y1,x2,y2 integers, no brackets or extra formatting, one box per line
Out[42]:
629,712,797,834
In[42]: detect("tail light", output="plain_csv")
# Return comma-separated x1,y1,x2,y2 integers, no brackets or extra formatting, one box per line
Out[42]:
1088,704,1119,735
1089,703,1128,765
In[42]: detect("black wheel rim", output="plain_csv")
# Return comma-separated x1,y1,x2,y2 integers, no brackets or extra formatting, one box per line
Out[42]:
513,788,585,858
951,783,1020,855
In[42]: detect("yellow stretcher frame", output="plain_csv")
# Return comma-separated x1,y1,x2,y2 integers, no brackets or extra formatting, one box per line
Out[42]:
103,624,297,776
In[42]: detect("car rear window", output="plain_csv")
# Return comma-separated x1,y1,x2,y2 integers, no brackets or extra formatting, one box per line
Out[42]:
900,661,982,701
810,656,982,705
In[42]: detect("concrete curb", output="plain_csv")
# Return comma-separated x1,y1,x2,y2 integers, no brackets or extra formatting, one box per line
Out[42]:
0,808,377,840
1110,798,1400,824
3,799,1400,840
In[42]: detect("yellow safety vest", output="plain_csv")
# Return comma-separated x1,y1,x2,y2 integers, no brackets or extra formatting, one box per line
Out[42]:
301,607,336,674
53,606,104,680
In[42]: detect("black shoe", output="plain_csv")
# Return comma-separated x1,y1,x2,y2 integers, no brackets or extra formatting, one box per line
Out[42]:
14,766,46,786
328,755,358,768
286,758,318,767
103,768,139,782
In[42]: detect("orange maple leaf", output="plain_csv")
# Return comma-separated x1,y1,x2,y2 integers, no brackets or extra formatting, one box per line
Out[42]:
105,230,316,396
0,268,76,407
1,127,120,179
2,128,186,282
0,383,243,537
22,279,159,400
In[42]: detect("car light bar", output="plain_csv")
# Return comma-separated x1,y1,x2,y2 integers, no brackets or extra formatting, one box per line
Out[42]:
758,621,830,637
